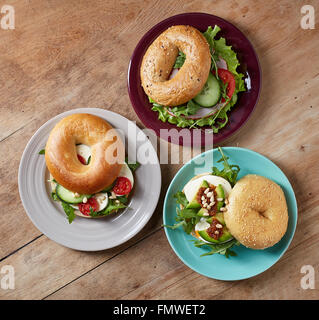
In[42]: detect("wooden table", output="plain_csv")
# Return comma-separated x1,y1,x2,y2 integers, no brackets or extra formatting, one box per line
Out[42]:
1,0,318,300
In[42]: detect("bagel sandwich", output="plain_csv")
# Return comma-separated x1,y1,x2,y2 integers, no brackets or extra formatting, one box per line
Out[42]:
140,24,246,133
40,114,140,223
165,147,289,257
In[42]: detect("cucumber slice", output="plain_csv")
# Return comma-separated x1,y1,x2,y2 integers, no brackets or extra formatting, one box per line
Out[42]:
194,73,221,107
56,184,91,204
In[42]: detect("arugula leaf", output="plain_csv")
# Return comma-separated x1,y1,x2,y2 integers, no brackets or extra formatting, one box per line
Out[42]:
191,238,240,257
164,196,201,234
173,191,189,208
116,195,129,204
90,199,127,217
170,100,201,117
151,104,170,122
164,191,200,234
38,149,45,155
125,157,140,172
178,207,199,219
163,220,186,230
51,192,58,201
212,147,240,186
61,201,75,224
173,51,186,69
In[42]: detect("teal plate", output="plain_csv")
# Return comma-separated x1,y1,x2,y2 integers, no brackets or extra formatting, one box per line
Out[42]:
163,147,297,280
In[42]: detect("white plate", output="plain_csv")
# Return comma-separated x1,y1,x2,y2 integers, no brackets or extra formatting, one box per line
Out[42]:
18,108,161,251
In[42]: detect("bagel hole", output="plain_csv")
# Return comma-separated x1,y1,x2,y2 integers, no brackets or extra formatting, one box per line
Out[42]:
75,143,91,165
169,68,179,80
257,210,268,219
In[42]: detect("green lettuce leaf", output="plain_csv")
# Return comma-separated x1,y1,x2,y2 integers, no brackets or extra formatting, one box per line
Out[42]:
173,51,186,69
203,25,221,49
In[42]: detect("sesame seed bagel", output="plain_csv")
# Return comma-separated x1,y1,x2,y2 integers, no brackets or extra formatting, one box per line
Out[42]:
45,114,124,195
140,25,211,106
224,175,288,249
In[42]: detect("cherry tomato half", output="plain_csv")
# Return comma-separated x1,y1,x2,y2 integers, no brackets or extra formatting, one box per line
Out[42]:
77,154,87,165
78,197,99,216
112,177,132,195
217,68,236,101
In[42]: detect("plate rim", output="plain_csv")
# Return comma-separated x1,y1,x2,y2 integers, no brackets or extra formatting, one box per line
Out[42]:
163,146,298,280
18,108,162,251
127,12,262,147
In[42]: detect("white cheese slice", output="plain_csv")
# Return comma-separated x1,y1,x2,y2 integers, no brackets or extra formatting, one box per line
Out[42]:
183,174,232,203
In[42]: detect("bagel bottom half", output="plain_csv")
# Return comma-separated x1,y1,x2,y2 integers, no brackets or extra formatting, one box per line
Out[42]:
224,174,288,249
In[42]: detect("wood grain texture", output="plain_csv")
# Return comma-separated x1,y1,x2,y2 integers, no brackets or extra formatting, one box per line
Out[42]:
0,0,319,300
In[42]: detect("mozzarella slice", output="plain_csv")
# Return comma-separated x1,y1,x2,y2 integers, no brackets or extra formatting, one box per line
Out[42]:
117,163,134,188
195,218,210,231
94,192,109,211
183,174,232,203
195,218,212,244
76,144,91,163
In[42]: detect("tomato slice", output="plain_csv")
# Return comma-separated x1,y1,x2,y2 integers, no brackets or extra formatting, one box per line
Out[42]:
77,154,87,165
78,197,99,216
217,68,236,102
112,177,132,195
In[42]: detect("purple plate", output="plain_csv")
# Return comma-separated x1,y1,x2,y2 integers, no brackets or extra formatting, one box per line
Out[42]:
128,13,261,147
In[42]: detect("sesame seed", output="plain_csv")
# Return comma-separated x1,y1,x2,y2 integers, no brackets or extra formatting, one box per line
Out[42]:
216,224,223,229
207,192,212,198
217,198,223,202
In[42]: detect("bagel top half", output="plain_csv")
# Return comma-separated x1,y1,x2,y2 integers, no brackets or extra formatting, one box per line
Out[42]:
45,113,124,195
140,25,211,106
224,174,289,250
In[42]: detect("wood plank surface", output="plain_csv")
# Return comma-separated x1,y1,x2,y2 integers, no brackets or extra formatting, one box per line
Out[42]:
0,0,319,300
